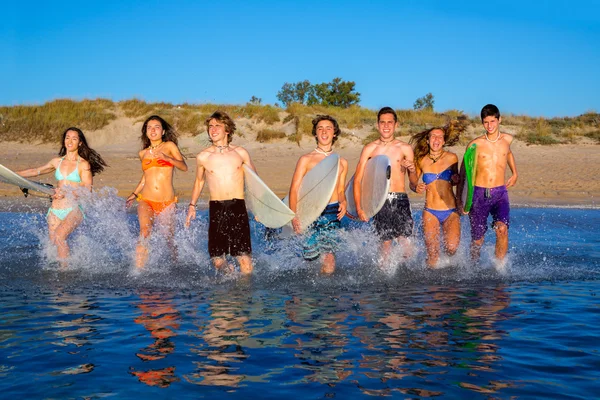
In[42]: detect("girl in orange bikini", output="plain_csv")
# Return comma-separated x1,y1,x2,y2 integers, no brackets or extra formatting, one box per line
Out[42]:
17,127,107,267
126,115,188,268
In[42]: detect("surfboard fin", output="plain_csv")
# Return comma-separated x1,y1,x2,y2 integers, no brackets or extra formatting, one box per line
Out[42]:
20,187,29,198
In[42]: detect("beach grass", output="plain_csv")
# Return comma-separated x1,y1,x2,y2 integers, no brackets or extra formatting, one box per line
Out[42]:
0,98,117,142
256,129,286,142
1,99,597,145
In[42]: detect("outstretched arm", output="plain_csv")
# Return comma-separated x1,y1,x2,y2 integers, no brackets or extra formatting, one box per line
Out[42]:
17,159,56,178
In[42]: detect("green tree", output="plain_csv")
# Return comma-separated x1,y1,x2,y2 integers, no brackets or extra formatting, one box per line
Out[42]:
277,78,360,108
248,96,262,105
413,93,435,111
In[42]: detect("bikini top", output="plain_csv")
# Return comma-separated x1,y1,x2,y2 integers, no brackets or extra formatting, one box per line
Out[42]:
55,157,81,183
142,158,174,171
422,167,453,185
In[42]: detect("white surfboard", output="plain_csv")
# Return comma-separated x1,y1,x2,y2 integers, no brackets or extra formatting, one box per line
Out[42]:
282,154,340,235
345,155,391,220
0,163,54,196
243,165,295,228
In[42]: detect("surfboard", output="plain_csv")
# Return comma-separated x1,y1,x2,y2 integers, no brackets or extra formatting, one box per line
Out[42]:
345,155,391,220
243,165,295,228
461,143,477,213
282,154,340,234
0,163,54,197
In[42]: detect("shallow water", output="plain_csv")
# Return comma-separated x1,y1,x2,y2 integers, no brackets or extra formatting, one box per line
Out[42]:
0,196,599,398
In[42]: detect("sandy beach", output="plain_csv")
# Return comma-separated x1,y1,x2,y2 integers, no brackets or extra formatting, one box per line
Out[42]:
1,116,598,212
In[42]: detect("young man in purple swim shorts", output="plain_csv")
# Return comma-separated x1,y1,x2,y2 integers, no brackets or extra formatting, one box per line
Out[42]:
457,104,519,262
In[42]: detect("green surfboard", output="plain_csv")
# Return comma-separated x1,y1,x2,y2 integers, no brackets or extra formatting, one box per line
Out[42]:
461,143,477,213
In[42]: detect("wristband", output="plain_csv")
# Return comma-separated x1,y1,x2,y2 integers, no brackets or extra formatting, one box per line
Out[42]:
189,203,196,208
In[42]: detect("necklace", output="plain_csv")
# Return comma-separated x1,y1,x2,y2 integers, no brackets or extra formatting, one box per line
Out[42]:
379,138,395,146
214,144,229,154
315,147,333,156
65,155,78,162
428,151,444,163
149,141,163,155
485,131,502,143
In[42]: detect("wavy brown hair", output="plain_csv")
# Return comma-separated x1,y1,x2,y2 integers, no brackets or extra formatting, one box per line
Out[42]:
58,127,107,176
205,111,236,144
311,115,341,145
410,118,466,166
140,115,179,149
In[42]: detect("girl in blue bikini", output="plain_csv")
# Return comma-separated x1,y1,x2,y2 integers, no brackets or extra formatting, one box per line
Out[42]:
410,120,465,268
17,127,107,266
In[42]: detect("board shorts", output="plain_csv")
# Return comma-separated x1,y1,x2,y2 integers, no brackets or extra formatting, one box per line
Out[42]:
373,192,413,241
303,203,341,261
469,185,510,241
208,198,252,258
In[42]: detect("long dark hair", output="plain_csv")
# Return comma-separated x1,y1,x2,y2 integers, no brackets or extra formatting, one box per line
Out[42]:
410,119,466,166
141,115,179,148
58,127,107,176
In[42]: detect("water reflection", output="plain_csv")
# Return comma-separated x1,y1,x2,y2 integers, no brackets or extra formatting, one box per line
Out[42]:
185,292,251,387
130,291,181,388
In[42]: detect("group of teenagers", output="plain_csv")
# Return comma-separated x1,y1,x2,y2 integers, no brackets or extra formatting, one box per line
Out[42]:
16,104,518,274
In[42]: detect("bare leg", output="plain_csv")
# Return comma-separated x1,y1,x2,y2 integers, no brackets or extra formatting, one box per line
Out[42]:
48,209,83,267
379,239,393,265
321,253,335,275
212,256,233,274
442,212,461,257
470,237,485,262
422,211,441,268
396,236,413,259
136,201,155,269
494,222,509,260
237,254,253,275
157,203,178,263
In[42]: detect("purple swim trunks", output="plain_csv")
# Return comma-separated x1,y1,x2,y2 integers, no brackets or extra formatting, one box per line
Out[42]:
468,185,510,241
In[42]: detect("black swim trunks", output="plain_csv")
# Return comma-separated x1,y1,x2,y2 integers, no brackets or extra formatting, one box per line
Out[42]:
208,198,252,258
372,192,413,241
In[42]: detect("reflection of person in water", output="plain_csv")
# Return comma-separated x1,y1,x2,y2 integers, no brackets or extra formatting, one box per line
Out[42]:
130,292,181,388
373,286,511,396
186,296,250,387
284,295,352,387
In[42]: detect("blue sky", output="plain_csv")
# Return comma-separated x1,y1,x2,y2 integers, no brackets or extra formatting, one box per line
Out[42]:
2,1,599,117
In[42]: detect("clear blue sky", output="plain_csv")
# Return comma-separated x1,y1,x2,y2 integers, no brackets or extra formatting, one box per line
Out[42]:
2,1,599,117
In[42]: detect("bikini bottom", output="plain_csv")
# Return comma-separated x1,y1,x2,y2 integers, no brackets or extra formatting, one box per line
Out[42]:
137,194,178,215
423,207,457,225
47,205,84,221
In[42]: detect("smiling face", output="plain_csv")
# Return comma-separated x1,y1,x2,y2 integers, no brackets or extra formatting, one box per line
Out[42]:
64,129,81,152
315,120,336,147
377,113,398,140
482,116,501,135
428,129,445,152
207,118,229,144
145,119,164,142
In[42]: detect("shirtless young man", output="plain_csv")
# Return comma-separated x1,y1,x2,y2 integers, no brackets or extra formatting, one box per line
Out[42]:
457,104,518,262
185,111,256,275
289,115,348,275
354,107,418,263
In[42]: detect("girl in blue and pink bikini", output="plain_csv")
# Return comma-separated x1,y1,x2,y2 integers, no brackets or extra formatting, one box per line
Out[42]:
410,120,466,268
17,127,107,266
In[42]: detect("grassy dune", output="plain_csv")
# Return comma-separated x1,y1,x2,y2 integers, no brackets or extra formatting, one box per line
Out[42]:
0,98,597,145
